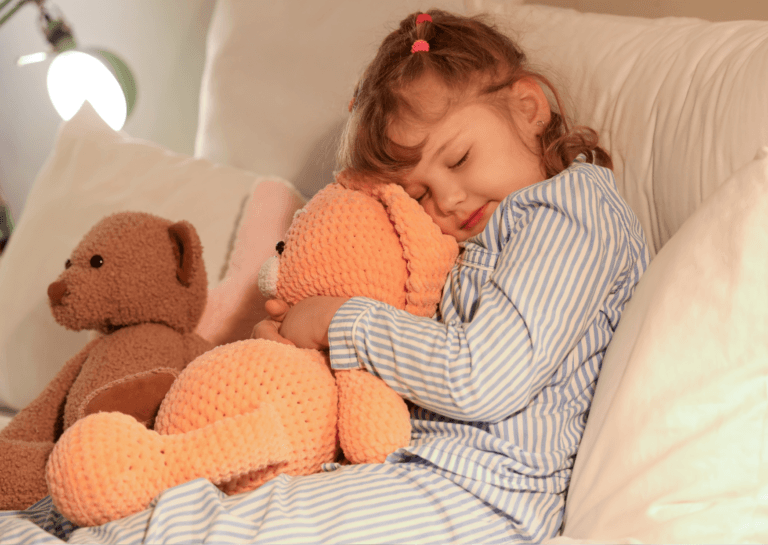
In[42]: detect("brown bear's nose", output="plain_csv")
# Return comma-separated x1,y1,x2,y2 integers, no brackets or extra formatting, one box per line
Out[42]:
48,280,68,306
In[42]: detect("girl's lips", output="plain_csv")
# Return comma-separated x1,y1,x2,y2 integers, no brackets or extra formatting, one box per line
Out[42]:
460,205,487,230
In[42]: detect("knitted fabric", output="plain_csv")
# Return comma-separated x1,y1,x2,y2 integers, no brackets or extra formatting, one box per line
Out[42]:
46,179,459,526
276,179,458,318
276,183,410,310
274,179,457,464
156,339,338,495
48,340,330,527
0,212,211,512
336,369,412,464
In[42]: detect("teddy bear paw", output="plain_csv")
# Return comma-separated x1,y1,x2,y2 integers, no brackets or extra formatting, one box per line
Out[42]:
336,369,412,464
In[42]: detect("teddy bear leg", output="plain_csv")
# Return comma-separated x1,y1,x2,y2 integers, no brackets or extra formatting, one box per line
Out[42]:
0,441,54,510
0,340,97,510
336,369,411,464
46,406,293,527
79,367,181,427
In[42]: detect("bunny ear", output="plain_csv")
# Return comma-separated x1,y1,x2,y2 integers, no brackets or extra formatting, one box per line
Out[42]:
373,184,459,317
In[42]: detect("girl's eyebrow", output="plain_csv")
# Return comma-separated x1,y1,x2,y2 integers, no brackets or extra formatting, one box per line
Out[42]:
433,129,461,159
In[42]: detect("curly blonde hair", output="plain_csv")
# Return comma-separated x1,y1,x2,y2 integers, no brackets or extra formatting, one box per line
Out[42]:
337,9,611,181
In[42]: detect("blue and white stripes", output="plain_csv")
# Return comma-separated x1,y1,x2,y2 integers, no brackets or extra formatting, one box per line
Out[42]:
1,472,536,544
329,158,649,539
0,160,648,544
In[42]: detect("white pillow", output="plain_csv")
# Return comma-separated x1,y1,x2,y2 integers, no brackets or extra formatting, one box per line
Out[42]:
560,147,768,543
0,103,296,411
194,0,465,199
465,3,768,257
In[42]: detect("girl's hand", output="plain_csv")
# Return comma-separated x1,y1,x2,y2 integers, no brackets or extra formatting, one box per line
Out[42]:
253,297,348,350
251,300,295,346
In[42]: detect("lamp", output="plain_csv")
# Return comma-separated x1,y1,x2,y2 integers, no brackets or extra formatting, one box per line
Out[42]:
0,0,136,130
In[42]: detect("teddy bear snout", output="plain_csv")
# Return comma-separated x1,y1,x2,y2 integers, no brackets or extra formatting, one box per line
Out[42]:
48,280,68,306
258,256,280,299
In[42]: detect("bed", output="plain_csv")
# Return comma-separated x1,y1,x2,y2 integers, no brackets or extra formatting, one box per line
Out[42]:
1,0,767,542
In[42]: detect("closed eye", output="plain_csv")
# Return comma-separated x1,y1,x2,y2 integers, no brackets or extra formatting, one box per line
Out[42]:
450,150,469,169
402,181,429,203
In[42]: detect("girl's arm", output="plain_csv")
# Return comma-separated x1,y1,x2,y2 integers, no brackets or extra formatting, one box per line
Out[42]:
329,170,642,423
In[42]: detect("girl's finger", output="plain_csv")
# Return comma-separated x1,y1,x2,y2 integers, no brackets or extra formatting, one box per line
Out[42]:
265,299,290,321
252,319,296,346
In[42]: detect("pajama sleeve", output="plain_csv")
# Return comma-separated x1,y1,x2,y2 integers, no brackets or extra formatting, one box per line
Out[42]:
328,169,633,422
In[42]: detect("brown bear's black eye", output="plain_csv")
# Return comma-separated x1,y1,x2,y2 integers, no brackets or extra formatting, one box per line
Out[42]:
275,241,285,255
90,255,104,268
65,259,72,269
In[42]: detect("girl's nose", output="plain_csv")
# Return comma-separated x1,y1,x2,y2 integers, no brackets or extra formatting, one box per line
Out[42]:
432,181,466,216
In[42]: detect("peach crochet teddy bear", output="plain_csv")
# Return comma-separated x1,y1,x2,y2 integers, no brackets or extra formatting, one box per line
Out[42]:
46,175,459,527
0,211,212,511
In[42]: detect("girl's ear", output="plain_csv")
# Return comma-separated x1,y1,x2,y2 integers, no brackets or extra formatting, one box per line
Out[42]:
509,76,551,136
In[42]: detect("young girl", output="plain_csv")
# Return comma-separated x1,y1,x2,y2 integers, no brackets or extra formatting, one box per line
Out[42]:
253,9,649,543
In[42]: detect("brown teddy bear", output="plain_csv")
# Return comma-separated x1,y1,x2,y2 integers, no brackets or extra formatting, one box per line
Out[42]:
45,175,459,527
0,211,213,510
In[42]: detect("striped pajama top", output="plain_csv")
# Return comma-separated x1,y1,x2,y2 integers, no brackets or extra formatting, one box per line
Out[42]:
329,158,649,524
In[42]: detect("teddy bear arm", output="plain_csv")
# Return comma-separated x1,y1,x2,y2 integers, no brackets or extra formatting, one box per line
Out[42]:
66,326,207,428
184,332,215,362
0,338,98,443
336,369,412,464
79,332,213,427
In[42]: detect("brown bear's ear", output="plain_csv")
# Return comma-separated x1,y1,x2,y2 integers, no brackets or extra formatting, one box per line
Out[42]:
168,221,196,287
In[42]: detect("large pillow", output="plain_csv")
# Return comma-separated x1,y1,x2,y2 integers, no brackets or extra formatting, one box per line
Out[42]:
466,3,768,257
194,0,465,199
558,147,768,543
0,103,300,411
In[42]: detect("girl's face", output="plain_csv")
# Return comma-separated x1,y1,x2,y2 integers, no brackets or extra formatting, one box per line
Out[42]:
388,76,550,242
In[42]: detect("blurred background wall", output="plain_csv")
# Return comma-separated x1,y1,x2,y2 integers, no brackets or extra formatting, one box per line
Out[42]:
0,0,764,225
532,0,767,21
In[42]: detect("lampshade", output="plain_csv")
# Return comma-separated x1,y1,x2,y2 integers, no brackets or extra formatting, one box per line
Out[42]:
46,49,136,131
2,0,137,131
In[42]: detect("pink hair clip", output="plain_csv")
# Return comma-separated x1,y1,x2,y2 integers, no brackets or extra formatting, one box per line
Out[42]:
411,39,429,54
416,13,432,25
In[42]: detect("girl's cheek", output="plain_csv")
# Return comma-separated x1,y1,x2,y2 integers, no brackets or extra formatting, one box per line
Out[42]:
433,217,453,237
423,204,442,226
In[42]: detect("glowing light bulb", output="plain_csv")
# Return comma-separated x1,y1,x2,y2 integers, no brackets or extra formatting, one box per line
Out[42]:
46,50,127,130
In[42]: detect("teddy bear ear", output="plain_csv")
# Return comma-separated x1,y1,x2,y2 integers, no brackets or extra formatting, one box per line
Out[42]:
334,169,357,189
336,169,459,315
167,221,202,287
334,169,382,193
373,184,459,317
